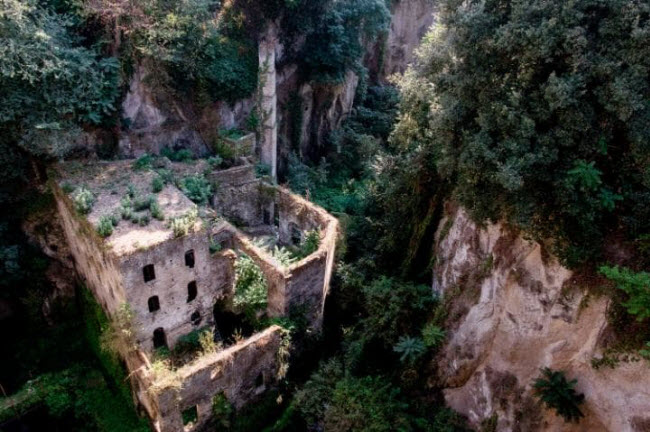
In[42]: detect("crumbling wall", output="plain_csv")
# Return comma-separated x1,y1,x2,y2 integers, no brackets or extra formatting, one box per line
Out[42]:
119,229,235,352
207,164,256,188
154,326,285,432
52,184,127,314
213,181,265,227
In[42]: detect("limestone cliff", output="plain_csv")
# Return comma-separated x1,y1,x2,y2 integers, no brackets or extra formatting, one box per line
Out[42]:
432,205,650,432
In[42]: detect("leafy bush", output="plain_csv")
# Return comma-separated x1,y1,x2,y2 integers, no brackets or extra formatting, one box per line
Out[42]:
180,175,213,204
393,336,425,365
96,216,114,238
72,187,95,215
301,0,390,82
212,392,234,429
297,229,320,258
169,208,198,237
133,154,153,171
151,176,164,193
160,147,193,162
133,194,155,212
207,156,224,170
233,254,268,318
150,200,164,221
533,368,585,423
422,323,446,349
600,266,650,321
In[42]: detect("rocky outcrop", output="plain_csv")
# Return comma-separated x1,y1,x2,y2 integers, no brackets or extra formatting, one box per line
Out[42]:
433,205,650,432
118,65,255,158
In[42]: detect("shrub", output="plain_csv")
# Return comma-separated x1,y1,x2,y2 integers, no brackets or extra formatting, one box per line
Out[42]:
421,323,446,348
180,175,212,204
97,216,114,238
600,266,650,321
169,208,198,237
133,154,153,171
151,176,164,193
393,336,425,365
212,393,234,429
233,254,268,318
533,368,584,423
133,194,155,212
150,200,164,221
72,187,95,214
160,147,194,162
298,229,320,258
207,156,224,170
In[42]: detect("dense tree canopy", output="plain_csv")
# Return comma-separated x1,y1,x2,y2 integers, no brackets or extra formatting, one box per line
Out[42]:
386,0,650,265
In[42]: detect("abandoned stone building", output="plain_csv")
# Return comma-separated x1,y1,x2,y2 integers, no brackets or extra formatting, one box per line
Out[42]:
52,157,337,431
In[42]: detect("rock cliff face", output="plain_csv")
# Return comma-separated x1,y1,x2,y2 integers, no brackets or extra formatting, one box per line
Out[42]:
382,0,436,77
433,205,650,432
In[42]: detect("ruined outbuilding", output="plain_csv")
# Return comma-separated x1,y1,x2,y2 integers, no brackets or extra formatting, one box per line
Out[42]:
52,159,337,431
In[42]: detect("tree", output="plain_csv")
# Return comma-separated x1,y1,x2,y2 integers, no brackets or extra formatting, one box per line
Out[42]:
600,266,650,321
533,368,585,423
386,0,650,266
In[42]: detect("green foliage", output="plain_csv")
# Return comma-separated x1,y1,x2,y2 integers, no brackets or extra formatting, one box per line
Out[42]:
0,0,119,162
387,0,650,265
212,392,234,429
640,342,650,361
233,254,268,318
195,37,258,103
180,174,213,204
133,154,154,171
182,405,198,426
323,375,422,432
169,208,198,237
207,155,224,170
600,266,650,321
298,229,320,258
72,186,95,215
421,323,446,348
96,215,114,238
150,200,164,220
301,0,390,82
533,368,585,423
160,147,194,162
151,175,164,193
393,336,425,365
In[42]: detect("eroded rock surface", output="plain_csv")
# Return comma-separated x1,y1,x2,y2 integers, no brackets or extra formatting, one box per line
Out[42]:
433,206,650,432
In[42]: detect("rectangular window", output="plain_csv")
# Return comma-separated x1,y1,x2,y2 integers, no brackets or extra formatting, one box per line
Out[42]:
185,250,195,268
143,264,155,282
182,405,198,427
263,209,271,225
187,281,197,303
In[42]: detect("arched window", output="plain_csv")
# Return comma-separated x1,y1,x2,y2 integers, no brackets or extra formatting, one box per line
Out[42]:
148,296,160,312
153,327,167,349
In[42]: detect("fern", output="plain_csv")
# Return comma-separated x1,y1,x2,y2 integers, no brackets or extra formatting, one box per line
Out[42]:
533,368,584,423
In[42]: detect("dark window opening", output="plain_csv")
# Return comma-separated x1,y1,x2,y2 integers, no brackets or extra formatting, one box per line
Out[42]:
153,327,167,349
185,250,195,268
255,372,264,387
143,264,155,282
187,281,197,303
148,296,160,312
191,311,201,326
213,301,255,345
181,405,198,427
290,224,301,246
263,209,271,225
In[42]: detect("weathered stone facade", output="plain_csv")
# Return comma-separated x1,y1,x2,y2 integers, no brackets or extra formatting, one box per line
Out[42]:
53,159,337,431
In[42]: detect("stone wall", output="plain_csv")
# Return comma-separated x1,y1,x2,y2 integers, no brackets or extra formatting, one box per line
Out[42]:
153,326,285,432
52,184,127,315
119,228,235,352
